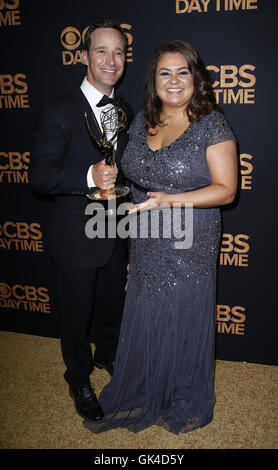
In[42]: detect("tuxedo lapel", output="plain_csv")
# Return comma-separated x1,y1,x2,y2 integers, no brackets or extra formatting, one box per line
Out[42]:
73,86,102,142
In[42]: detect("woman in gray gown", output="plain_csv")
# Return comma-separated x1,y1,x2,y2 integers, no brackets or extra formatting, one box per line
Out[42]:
85,40,238,435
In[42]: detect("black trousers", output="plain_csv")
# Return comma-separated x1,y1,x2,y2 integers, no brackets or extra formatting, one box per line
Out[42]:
54,237,127,388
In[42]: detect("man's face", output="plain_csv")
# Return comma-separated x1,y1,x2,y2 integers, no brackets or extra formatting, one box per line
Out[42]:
82,28,126,95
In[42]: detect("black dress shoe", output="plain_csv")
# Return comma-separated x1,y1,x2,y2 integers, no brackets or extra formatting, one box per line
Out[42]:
69,384,104,421
94,357,115,375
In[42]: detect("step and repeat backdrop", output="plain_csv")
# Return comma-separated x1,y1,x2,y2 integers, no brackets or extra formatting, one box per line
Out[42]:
1,0,277,365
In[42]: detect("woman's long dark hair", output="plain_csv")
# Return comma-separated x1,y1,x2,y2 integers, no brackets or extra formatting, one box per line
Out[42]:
144,41,216,133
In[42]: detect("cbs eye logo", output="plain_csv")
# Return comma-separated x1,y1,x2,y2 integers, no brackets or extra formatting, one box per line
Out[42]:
60,26,88,65
61,26,88,51
0,282,10,298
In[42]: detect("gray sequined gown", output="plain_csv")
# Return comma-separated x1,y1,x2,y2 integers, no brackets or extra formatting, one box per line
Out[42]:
84,110,236,435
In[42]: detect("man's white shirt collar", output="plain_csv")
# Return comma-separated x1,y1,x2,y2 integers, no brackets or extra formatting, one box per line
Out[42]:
80,77,114,109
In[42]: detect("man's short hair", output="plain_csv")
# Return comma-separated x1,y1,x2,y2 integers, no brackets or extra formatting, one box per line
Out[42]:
83,17,128,53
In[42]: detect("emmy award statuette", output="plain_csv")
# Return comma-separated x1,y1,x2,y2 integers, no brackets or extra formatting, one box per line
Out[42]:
85,106,130,206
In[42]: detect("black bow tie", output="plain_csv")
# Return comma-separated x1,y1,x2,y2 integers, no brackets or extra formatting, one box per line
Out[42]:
96,95,120,108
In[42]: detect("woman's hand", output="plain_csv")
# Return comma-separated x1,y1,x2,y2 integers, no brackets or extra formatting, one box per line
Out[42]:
128,191,169,214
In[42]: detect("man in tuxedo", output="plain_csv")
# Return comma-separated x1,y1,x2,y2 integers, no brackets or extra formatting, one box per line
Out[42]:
29,18,132,421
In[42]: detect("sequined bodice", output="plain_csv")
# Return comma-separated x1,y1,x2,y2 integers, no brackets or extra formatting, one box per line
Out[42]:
121,110,236,292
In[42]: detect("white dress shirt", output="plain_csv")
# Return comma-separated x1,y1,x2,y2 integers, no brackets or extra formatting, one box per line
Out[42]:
80,77,117,188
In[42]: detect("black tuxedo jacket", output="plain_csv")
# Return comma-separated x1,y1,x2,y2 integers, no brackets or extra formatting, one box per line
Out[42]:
29,84,132,268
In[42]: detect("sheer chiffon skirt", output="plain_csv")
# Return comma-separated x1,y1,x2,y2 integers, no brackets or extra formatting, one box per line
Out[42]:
84,268,217,435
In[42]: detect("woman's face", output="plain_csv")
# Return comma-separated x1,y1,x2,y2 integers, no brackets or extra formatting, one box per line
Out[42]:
155,52,194,109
